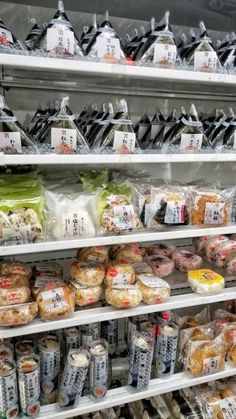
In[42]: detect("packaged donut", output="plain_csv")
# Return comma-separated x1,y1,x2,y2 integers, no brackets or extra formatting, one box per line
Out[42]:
36,285,75,321
105,285,142,308
212,240,236,267
137,275,170,304
144,255,174,277
77,246,109,264
172,250,202,272
104,261,135,288
69,281,102,307
188,269,225,295
70,261,105,287
148,243,176,258
205,235,229,261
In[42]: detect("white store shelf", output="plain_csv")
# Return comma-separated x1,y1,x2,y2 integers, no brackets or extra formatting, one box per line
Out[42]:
1,54,236,86
1,225,236,256
36,366,236,419
2,286,236,339
3,152,236,165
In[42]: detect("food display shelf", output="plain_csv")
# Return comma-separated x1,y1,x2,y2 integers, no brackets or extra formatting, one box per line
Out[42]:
2,286,236,339
36,366,236,419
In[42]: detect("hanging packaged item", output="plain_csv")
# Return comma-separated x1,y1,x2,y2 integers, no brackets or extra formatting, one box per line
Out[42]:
0,18,24,51
97,181,142,233
128,331,154,390
0,96,37,154
25,19,41,51
35,97,89,153
45,188,96,240
58,348,90,408
135,12,177,67
17,355,40,418
0,359,19,419
86,11,125,63
32,0,84,57
89,340,108,400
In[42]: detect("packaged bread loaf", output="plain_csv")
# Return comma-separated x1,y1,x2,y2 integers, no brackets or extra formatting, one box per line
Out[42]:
0,286,31,305
105,285,142,308
144,255,174,277
36,285,75,320
197,388,236,419
104,261,135,288
69,280,102,306
0,302,38,327
148,243,176,258
70,260,105,287
137,275,170,304
172,249,202,272
188,269,225,295
77,246,109,264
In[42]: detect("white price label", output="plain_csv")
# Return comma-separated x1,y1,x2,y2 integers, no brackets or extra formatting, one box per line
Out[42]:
63,212,88,238
194,50,218,72
219,397,236,419
204,202,225,224
47,27,74,55
113,273,131,286
42,288,68,313
97,36,121,61
113,131,136,153
164,200,186,224
51,128,76,153
153,43,177,65
180,133,203,151
0,132,21,153
202,355,221,374
0,28,13,45
113,205,135,230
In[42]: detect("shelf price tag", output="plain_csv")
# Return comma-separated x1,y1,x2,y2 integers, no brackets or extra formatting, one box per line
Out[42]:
51,128,76,153
0,132,22,153
194,50,218,72
47,28,74,55
113,131,136,154
153,44,177,65
180,133,203,151
97,37,121,62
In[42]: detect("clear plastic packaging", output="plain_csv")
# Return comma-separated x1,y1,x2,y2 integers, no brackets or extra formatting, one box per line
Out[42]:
36,285,75,320
25,19,41,50
137,275,170,304
193,235,211,255
188,269,225,295
225,252,236,275
0,302,38,327
31,278,65,299
114,244,143,263
33,261,62,278
0,261,32,279
212,240,236,267
197,388,236,418
179,322,215,364
144,254,174,277
77,246,109,264
70,261,105,287
0,18,24,51
0,274,29,288
104,261,135,288
105,285,142,308
205,235,229,261
0,286,31,306
172,249,203,272
133,261,153,276
148,243,176,258
69,280,102,307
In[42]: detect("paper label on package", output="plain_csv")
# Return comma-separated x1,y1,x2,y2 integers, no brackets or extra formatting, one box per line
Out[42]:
63,212,88,238
113,205,135,230
204,202,225,224
113,273,131,286
0,28,13,45
97,36,121,61
47,27,74,55
194,50,218,72
42,288,68,313
202,356,221,374
139,275,168,288
180,133,203,151
2,225,32,245
153,43,177,65
113,131,136,153
218,397,236,418
164,200,186,224
0,132,21,152
51,128,76,153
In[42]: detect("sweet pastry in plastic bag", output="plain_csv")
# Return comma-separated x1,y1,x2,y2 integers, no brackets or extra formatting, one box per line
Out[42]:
188,269,225,295
144,254,174,277
69,280,102,307
36,285,75,320
172,249,202,272
179,322,216,363
137,275,170,304
148,243,176,258
105,285,142,308
0,302,38,327
115,244,143,263
212,240,236,267
0,261,32,278
104,261,135,288
205,235,229,261
77,246,109,264
187,334,225,377
70,260,105,287
0,286,31,306
175,306,211,330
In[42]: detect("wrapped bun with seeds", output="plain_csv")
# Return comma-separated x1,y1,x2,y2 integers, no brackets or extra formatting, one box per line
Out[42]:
105,285,142,308
114,244,143,263
36,285,75,321
70,260,105,287
104,261,135,288
69,281,102,307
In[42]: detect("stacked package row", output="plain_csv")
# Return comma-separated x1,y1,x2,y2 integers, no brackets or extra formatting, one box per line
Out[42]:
0,1,235,72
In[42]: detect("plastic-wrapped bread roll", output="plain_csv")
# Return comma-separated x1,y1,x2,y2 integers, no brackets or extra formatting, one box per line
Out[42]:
148,243,176,258
70,261,105,287
104,261,135,288
188,269,225,295
172,250,202,272
0,261,32,279
137,275,170,304
144,255,174,277
105,285,142,308
77,246,109,264
69,280,102,307
213,240,236,267
0,286,31,306
36,285,75,320
115,244,143,263
205,235,229,261
0,302,38,327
